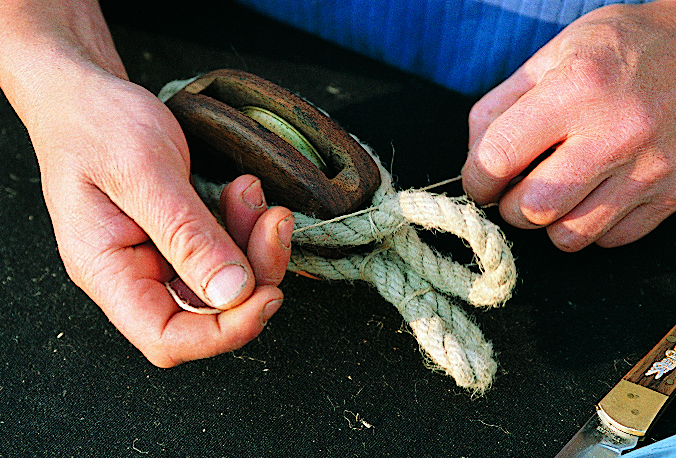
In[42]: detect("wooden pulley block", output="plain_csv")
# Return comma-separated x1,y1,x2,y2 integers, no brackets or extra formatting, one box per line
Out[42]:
164,69,382,219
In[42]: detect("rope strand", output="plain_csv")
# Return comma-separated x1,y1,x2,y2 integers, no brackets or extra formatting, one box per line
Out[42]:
158,77,516,392
190,142,516,394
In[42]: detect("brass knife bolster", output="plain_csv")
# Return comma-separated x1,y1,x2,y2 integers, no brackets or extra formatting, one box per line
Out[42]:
555,328,676,458
596,328,676,437
597,378,670,436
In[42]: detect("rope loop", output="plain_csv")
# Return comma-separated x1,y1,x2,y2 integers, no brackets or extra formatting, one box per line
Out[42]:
191,142,516,394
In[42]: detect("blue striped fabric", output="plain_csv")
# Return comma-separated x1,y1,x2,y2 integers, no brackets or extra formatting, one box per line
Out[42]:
624,434,676,457
234,0,651,96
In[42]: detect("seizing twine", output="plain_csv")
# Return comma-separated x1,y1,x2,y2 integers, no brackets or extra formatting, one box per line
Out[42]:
192,142,516,394
160,75,516,393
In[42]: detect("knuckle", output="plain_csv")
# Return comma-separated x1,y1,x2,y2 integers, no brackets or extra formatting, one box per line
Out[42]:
229,327,263,350
144,347,180,368
258,272,286,287
476,132,518,180
547,225,591,252
163,209,217,270
148,326,203,368
623,149,674,197
614,102,660,150
557,32,631,95
520,207,553,227
468,101,495,130
467,103,483,127
519,190,560,226
563,53,618,93
641,151,673,183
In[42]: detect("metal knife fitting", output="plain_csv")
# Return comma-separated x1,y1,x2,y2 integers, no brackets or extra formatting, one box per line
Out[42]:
555,324,676,457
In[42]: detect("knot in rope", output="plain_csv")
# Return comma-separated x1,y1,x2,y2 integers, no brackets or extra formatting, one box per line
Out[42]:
193,144,516,394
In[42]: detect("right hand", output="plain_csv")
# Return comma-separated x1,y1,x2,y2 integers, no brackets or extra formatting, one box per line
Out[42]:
462,1,676,251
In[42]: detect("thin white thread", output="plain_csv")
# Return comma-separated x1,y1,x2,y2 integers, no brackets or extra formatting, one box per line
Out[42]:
293,206,379,234
158,70,519,392
418,175,462,191
159,69,516,392
189,141,516,393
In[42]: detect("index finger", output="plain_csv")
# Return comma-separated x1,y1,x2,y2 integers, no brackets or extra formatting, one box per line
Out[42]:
462,78,571,205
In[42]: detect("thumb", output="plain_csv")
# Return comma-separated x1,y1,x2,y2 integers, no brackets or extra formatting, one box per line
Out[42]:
159,184,255,311
468,66,536,149
107,129,254,311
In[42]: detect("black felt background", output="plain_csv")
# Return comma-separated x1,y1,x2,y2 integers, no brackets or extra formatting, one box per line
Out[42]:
1,2,675,456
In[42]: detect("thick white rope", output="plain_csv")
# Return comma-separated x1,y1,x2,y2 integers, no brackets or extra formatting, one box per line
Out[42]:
160,77,516,393
192,143,516,394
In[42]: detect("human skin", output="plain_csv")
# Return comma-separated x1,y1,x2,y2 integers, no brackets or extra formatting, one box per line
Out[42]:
0,0,294,367
6,0,676,367
463,0,676,252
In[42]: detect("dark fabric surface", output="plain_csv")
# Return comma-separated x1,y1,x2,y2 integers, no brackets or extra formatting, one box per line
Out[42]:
1,2,676,456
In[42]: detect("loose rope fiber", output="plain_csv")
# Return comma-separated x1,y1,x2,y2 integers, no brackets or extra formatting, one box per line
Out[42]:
192,142,516,394
160,77,516,393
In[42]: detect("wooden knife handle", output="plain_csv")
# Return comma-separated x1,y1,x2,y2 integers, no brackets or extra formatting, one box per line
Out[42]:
597,323,676,436
623,323,676,396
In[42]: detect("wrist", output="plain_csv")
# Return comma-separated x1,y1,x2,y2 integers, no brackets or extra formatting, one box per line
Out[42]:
0,0,126,126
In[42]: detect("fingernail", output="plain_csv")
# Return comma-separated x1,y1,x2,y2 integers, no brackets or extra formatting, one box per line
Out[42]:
277,215,294,250
203,263,247,309
260,298,282,325
242,179,265,209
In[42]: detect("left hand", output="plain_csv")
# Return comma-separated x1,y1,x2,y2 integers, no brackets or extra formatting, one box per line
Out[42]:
0,0,295,366
462,0,676,251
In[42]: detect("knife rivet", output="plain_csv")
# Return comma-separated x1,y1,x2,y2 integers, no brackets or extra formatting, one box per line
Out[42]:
666,379,674,385
667,335,676,343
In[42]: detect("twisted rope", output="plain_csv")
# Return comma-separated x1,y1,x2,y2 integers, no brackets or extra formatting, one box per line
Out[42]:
192,143,516,393
161,73,516,392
